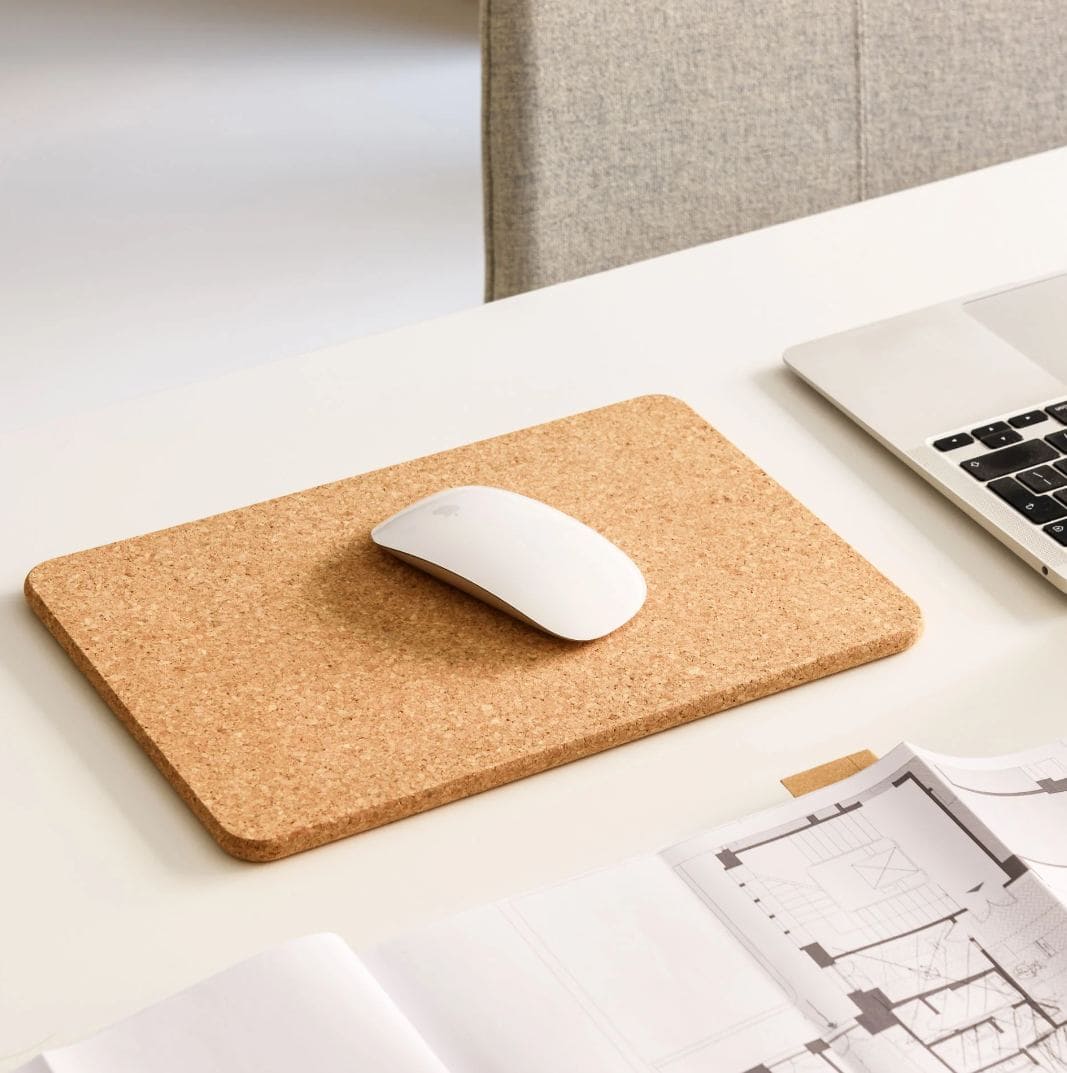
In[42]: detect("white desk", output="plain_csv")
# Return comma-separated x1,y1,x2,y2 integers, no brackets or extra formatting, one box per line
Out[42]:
3,148,1066,1067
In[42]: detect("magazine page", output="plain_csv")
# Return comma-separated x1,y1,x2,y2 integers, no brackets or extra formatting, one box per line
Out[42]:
663,744,1067,1071
17,934,447,1073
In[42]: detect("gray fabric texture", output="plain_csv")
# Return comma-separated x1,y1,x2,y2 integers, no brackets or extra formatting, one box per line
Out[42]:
483,0,1067,300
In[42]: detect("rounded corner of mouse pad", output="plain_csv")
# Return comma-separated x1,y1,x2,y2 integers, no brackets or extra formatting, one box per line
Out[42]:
208,814,315,863
24,551,71,605
25,395,919,858
898,597,924,648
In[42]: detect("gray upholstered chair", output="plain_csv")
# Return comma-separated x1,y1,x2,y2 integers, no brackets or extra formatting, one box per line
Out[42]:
482,1,1067,300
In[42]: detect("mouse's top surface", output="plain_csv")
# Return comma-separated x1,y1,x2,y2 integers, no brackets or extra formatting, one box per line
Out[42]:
370,485,646,641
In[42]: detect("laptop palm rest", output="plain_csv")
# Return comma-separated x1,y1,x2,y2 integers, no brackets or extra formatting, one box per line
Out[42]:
964,273,1067,380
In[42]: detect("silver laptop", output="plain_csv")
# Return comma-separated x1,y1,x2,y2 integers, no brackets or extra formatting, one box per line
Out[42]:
784,272,1067,593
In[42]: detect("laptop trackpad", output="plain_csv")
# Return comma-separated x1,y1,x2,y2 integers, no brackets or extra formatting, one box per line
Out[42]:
965,273,1067,379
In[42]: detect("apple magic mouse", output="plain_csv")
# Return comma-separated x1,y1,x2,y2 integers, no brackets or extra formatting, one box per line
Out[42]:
370,485,646,641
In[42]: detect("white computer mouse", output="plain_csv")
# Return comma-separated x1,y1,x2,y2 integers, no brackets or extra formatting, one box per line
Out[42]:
371,485,646,641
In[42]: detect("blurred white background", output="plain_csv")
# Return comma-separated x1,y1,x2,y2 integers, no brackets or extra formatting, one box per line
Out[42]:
0,0,482,432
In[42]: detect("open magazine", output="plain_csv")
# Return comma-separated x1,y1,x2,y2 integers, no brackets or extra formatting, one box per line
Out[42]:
18,739,1067,1073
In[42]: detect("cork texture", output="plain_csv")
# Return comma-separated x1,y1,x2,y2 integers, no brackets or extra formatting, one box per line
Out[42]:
25,396,921,861
781,749,880,798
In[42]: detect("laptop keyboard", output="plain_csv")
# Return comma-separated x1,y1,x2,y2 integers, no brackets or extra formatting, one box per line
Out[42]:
932,401,1067,546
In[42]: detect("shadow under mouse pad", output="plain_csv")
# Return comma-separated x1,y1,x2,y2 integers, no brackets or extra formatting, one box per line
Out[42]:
25,396,921,860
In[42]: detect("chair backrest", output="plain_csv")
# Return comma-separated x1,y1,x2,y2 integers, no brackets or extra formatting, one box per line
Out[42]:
482,0,1067,300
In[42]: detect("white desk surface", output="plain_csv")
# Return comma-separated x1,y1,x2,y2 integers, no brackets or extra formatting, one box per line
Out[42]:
3,148,1066,1066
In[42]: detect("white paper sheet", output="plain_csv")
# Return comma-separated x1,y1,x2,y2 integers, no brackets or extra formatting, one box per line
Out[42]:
916,739,1067,897
21,934,447,1073
367,854,824,1073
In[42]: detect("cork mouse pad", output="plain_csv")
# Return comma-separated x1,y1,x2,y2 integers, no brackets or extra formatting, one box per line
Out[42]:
25,396,921,861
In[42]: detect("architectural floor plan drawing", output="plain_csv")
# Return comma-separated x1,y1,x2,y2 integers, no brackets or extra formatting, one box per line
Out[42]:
24,740,1067,1073
665,742,1067,1073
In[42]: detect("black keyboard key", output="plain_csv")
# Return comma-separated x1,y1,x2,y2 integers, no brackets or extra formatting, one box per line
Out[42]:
979,429,1023,448
971,421,1010,439
932,432,974,452
1018,466,1067,493
1009,410,1050,428
1047,401,1067,425
988,477,1067,523
1004,409,1047,427
1045,520,1067,546
960,439,1058,481
1004,407,1047,429
1047,430,1067,452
